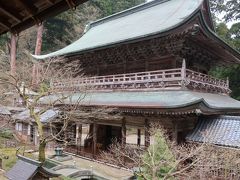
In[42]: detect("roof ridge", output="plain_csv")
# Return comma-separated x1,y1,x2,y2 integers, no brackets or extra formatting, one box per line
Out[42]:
218,115,240,120
17,155,42,166
84,0,170,33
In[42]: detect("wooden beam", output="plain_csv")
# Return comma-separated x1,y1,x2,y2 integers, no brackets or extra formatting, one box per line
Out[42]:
46,0,55,5
10,33,17,76
0,3,22,22
65,0,76,9
18,0,38,16
0,20,11,29
75,124,82,147
137,129,141,146
92,123,97,158
79,124,82,148
172,122,178,144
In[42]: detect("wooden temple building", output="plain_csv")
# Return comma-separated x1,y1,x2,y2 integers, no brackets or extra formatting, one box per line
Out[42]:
33,0,240,159
5,155,59,180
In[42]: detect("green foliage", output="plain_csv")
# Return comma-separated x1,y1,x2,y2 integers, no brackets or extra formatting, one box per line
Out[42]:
138,130,175,179
93,0,145,17
211,65,240,100
0,148,34,170
215,22,240,51
39,82,50,94
41,0,146,54
229,23,240,52
210,21,240,100
223,0,240,22
0,128,13,139
210,0,240,100
216,23,231,42
42,16,75,53
210,0,240,22
0,33,8,50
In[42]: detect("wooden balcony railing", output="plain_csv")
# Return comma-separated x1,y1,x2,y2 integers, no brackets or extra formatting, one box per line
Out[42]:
51,66,230,94
186,69,229,89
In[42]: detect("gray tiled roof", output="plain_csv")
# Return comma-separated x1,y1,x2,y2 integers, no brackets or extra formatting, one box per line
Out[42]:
33,0,203,59
0,106,11,115
39,90,240,111
5,155,59,180
12,108,59,123
186,116,240,148
40,109,60,123
5,159,39,180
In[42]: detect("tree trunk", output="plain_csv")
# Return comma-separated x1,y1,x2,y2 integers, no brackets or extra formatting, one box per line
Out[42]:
38,140,46,163
152,167,158,180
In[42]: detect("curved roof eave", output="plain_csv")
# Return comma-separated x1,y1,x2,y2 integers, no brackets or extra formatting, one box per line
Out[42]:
39,91,240,114
32,0,204,60
199,99,240,113
198,11,240,63
40,97,240,115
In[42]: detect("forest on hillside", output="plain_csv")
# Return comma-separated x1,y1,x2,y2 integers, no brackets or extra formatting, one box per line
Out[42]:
0,0,239,99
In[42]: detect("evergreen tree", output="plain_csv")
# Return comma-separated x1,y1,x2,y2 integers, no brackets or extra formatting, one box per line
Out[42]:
140,131,175,180
210,0,240,22
229,23,240,52
42,0,146,53
210,22,240,100
93,0,145,17
209,0,240,100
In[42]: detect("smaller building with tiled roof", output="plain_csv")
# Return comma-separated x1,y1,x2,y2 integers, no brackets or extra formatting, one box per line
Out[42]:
5,155,59,180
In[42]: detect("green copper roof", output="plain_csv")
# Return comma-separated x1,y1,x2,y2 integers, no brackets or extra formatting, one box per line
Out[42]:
39,90,240,112
33,0,203,59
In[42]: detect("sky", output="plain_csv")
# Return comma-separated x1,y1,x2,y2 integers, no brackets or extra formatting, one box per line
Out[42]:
217,13,238,28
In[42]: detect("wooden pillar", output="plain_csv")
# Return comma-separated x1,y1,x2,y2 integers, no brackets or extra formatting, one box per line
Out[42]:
27,124,31,136
144,119,150,148
32,24,44,85
172,122,178,144
75,124,82,155
121,119,126,146
137,129,141,146
92,123,97,158
35,24,44,55
75,124,80,145
227,77,229,89
10,33,17,76
181,59,187,89
79,124,82,148
181,59,186,79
